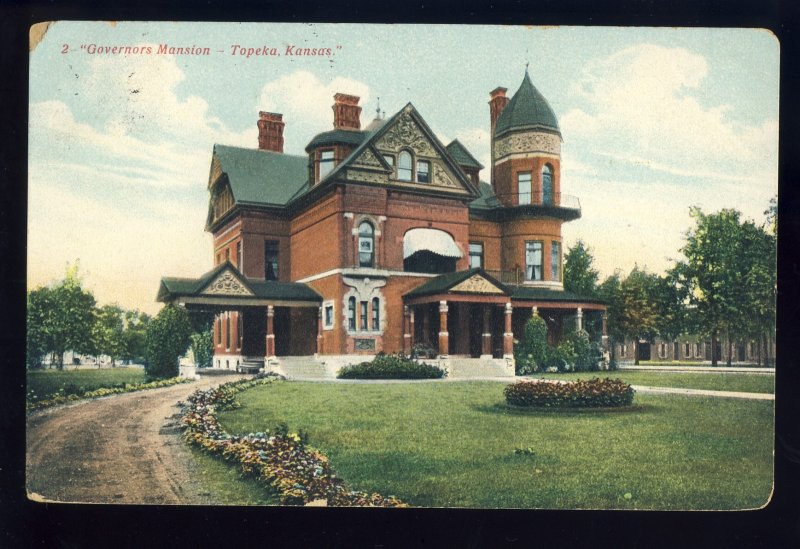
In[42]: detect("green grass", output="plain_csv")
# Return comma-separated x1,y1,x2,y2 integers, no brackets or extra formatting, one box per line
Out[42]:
217,381,774,510
27,367,147,400
531,371,774,394
188,446,281,505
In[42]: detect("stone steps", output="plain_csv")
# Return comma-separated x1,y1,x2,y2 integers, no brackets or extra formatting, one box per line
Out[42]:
445,358,514,378
275,357,335,380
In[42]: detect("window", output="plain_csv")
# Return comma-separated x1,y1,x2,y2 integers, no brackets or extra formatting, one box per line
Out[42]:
398,151,413,181
518,172,532,205
215,316,221,345
371,297,380,330
348,297,356,330
236,241,242,269
542,164,553,205
694,343,703,358
383,154,395,170
225,313,230,350
620,344,626,358
658,343,667,359
360,301,368,331
319,150,335,180
323,301,334,330
264,240,279,280
358,222,375,267
525,241,543,281
684,343,691,358
238,313,243,348
417,160,430,183
469,242,484,269
225,249,230,262
551,241,560,281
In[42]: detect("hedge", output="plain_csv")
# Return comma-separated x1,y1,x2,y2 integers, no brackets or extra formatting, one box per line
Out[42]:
504,378,635,408
181,375,408,507
26,376,193,412
337,353,446,380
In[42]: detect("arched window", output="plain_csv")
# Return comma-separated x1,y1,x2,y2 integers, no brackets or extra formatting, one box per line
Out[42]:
398,151,413,181
371,297,380,330
358,221,375,267
348,297,356,330
542,164,553,205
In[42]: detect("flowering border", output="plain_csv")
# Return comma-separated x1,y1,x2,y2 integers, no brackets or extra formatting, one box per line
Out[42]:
180,375,408,507
26,376,194,412
504,378,635,408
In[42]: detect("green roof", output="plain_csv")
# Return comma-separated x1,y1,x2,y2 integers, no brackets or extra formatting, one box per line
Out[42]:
510,286,605,304
158,262,321,303
305,129,370,152
469,180,501,210
404,268,508,298
446,139,484,169
214,145,308,206
494,71,561,137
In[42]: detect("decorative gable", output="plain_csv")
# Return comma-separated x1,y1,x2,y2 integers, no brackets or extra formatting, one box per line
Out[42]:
450,274,505,294
376,109,437,156
351,146,385,169
201,269,253,296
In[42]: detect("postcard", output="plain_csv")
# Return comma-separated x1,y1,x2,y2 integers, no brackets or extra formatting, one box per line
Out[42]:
27,22,777,510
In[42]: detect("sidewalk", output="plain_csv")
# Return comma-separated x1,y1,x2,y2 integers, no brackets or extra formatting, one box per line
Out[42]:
630,384,774,401
619,365,774,374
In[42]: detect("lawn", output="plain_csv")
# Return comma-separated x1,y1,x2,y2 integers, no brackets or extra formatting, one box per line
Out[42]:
217,381,774,510
27,367,147,401
188,446,281,505
531,371,774,394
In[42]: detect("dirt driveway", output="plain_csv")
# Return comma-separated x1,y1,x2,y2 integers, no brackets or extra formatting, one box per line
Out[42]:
26,375,242,504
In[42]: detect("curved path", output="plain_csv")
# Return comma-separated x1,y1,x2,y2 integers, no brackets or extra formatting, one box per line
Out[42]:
26,375,242,504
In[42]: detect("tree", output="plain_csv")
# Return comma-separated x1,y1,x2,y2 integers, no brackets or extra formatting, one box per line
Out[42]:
26,263,96,369
675,207,776,366
514,314,549,374
598,272,624,366
652,268,689,357
618,266,659,365
91,304,126,366
144,304,192,378
122,310,151,364
563,240,599,297
190,329,214,369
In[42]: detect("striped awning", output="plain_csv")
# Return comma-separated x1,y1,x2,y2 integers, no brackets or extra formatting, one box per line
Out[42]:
403,228,463,259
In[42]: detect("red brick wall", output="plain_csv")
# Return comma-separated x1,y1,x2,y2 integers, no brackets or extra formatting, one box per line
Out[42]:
494,156,561,206
501,218,563,281
468,219,502,271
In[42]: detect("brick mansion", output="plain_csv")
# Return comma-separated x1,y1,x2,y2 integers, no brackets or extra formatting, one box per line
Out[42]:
157,70,608,374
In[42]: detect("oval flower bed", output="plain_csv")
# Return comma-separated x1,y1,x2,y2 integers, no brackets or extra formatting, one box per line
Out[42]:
180,375,407,507
26,376,194,412
504,378,635,408
337,353,446,379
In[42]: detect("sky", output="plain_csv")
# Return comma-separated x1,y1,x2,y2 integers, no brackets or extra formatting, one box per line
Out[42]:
28,22,779,315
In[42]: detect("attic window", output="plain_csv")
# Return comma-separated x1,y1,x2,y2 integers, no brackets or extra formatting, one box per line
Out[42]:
417,161,430,183
398,151,413,181
319,150,335,181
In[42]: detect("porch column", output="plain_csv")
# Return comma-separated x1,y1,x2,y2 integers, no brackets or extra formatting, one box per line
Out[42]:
601,312,609,351
438,300,449,357
409,308,416,351
265,305,276,358
503,302,514,358
532,306,538,317
576,307,583,332
481,305,492,358
316,306,324,355
403,305,412,355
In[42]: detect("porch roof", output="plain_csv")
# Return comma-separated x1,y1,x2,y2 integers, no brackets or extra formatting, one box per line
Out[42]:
404,268,509,299
157,261,322,307
510,286,606,305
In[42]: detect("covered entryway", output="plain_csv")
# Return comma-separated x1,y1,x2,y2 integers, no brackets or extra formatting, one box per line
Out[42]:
157,262,322,370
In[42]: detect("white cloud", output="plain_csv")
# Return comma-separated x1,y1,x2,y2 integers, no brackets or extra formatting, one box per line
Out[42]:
563,44,778,179
258,70,371,152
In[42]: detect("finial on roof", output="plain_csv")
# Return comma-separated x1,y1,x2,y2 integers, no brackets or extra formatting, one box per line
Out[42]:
525,61,529,73
376,97,381,119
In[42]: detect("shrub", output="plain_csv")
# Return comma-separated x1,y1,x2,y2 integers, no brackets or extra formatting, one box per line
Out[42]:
514,315,549,375
504,378,635,408
337,353,445,379
190,329,214,369
144,304,192,379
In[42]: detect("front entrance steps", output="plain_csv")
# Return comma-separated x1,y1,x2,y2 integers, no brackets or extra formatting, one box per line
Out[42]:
269,356,336,380
443,357,515,378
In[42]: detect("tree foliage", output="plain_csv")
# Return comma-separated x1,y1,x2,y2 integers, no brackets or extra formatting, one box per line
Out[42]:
122,310,151,364
144,304,192,378
618,266,659,365
514,315,550,374
26,263,96,369
564,240,599,297
91,304,126,366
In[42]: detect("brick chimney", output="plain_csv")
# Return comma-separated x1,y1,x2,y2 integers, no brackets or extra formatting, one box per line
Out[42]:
489,87,509,188
257,111,285,153
332,93,362,130
489,87,509,136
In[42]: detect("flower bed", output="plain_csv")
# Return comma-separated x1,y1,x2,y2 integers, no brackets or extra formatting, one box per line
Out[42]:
26,376,194,412
337,353,445,379
180,375,407,507
504,378,635,408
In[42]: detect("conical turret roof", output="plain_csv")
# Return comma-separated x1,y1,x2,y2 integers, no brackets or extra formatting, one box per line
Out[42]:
494,70,561,137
